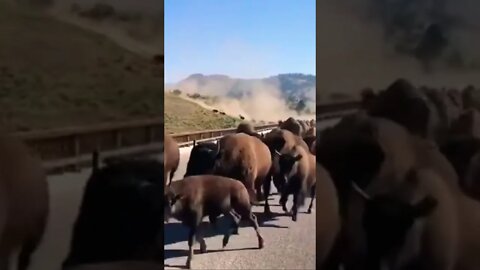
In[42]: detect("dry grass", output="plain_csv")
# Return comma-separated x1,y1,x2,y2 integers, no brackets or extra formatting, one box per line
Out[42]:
0,2,163,132
164,93,241,134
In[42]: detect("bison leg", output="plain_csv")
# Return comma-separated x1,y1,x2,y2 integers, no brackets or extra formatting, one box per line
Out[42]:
208,215,218,231
186,227,196,269
186,213,202,269
246,212,264,249
222,210,241,248
263,177,272,215
307,184,316,214
168,169,176,186
291,192,300,222
279,192,289,213
195,230,207,254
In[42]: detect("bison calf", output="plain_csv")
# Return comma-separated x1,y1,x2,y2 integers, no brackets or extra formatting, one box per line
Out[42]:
276,145,316,221
164,175,264,269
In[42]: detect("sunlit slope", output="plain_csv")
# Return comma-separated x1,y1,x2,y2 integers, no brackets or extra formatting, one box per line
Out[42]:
0,2,163,131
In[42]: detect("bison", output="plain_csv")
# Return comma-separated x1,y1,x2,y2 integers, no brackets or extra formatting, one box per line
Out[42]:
0,131,49,270
263,128,310,195
235,122,262,138
276,145,316,221
63,153,163,268
212,133,272,209
316,113,462,269
164,175,264,269
184,141,218,177
164,134,180,186
279,117,304,136
365,78,445,144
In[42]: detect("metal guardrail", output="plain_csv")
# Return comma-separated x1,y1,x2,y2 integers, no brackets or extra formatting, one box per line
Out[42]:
12,101,360,175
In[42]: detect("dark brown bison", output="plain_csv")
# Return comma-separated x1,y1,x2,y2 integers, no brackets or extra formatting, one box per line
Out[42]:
63,154,163,268
317,113,462,269
462,85,480,111
449,108,480,140
302,135,316,151
0,132,50,270
298,120,310,135
212,133,272,207
164,134,180,186
263,128,310,200
440,135,480,197
304,127,316,137
235,122,261,138
365,78,444,144
184,141,218,177
310,139,316,155
164,175,264,269
279,117,303,136
276,145,316,221
353,166,480,270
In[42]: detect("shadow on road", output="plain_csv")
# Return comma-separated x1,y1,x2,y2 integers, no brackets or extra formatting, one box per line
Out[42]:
164,206,290,246
165,246,259,261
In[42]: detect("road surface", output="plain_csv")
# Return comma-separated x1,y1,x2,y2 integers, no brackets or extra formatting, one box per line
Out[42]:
164,118,339,269
26,118,339,270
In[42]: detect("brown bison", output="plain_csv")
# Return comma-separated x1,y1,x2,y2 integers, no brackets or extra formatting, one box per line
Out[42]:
164,175,264,269
0,131,49,270
164,134,180,186
235,122,261,138
212,133,272,208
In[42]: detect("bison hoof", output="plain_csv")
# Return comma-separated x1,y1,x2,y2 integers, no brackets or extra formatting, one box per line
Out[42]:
307,209,312,214
200,244,207,254
292,215,297,222
222,236,230,248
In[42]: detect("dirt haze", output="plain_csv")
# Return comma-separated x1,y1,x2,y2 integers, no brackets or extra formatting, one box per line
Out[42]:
318,0,480,95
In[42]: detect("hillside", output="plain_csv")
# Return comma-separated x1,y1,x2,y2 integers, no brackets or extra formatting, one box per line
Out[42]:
0,2,163,132
170,73,316,113
164,93,241,134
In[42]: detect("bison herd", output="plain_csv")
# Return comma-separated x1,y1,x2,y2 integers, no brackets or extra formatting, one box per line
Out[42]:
315,78,480,269
7,77,480,270
164,118,317,268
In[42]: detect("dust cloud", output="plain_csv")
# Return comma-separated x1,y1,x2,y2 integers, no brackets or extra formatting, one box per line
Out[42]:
169,78,315,122
318,0,480,96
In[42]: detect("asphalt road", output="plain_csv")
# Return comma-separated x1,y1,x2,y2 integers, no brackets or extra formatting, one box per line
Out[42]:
26,118,339,270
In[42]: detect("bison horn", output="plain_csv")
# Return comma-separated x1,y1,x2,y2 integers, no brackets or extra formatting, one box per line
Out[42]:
351,182,371,200
275,149,282,156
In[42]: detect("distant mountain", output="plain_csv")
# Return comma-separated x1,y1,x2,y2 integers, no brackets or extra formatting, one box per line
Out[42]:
171,73,316,112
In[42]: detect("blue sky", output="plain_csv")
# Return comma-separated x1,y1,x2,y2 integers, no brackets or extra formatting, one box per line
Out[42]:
164,0,316,83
